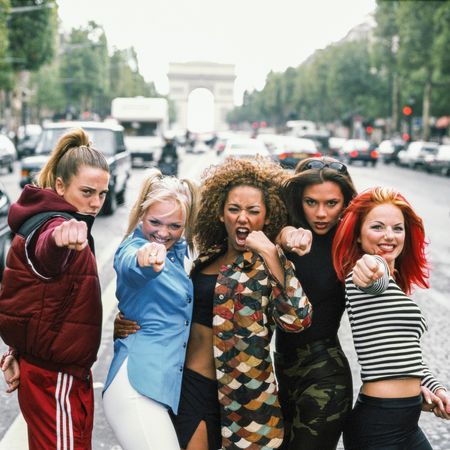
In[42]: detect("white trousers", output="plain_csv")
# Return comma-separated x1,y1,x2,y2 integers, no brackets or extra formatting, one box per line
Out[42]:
103,357,180,450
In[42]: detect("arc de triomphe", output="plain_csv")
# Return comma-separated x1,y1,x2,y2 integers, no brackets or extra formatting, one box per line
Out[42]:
167,62,236,131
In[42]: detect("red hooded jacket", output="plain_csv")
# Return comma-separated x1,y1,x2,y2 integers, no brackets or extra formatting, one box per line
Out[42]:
0,185,102,379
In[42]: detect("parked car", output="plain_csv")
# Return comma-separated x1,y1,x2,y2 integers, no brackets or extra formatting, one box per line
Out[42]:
341,139,378,166
328,137,347,158
220,138,270,161
0,182,12,281
270,136,321,169
423,144,450,176
396,141,439,169
16,124,42,158
0,134,17,173
20,121,131,215
378,139,406,164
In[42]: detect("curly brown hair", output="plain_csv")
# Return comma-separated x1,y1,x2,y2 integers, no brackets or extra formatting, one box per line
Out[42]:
194,157,289,253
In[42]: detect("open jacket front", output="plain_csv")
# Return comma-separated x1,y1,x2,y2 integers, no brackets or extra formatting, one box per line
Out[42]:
192,246,312,450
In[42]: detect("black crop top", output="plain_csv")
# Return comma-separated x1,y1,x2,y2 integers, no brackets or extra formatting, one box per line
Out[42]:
192,271,217,328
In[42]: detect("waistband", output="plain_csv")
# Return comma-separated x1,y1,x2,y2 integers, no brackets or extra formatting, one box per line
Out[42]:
278,336,340,362
357,392,423,409
184,367,217,386
23,354,91,380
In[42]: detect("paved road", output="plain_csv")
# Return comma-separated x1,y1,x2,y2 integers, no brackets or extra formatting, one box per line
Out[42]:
1,154,450,449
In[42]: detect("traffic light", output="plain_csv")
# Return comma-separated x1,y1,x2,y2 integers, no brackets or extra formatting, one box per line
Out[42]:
402,105,413,116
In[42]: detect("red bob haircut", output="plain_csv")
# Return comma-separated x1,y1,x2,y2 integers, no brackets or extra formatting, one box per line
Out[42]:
332,187,429,294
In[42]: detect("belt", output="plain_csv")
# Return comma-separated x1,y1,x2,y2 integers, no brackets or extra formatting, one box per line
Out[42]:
280,336,340,363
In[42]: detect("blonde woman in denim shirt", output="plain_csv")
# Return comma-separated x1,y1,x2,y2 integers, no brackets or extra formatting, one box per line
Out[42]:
103,169,198,450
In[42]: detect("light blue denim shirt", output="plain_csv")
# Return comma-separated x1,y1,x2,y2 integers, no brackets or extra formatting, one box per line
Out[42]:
103,226,193,413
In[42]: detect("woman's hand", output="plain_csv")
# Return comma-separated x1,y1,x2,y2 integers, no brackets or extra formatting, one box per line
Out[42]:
284,227,312,256
246,230,275,255
352,254,386,288
52,219,88,251
432,388,450,420
276,226,312,256
113,312,140,339
1,355,20,393
136,242,166,272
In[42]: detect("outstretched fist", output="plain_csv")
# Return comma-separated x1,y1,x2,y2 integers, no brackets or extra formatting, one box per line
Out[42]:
52,219,88,251
352,254,386,288
137,242,166,272
285,227,312,256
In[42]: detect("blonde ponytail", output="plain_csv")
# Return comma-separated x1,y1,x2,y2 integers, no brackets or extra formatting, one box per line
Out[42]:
124,168,163,238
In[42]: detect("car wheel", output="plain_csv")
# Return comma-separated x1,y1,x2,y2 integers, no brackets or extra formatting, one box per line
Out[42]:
116,187,126,205
102,190,117,215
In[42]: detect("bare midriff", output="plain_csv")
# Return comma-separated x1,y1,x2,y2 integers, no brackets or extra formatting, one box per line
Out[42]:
362,377,421,398
185,322,215,380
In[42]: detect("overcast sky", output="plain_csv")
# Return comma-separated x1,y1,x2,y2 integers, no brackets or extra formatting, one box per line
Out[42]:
57,0,376,105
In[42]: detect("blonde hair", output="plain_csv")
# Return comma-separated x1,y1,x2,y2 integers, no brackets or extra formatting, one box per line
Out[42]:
37,128,109,188
125,168,198,251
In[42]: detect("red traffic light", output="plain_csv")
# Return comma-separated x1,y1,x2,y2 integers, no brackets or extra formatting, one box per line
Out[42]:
366,126,374,134
403,106,413,116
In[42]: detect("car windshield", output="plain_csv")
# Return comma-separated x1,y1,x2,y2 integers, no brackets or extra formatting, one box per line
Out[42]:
423,145,438,154
36,128,116,156
284,139,317,151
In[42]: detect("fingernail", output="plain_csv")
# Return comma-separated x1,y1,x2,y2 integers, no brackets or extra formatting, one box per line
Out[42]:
428,399,432,404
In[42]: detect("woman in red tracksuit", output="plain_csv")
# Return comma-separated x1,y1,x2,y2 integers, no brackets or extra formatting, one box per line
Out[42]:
0,128,110,450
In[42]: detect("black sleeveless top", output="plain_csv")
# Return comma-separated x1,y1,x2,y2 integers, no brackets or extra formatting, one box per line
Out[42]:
192,271,217,328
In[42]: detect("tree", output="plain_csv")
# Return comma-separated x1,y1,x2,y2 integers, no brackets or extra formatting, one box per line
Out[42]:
0,0,12,90
373,0,401,133
6,0,57,129
59,21,110,117
397,1,450,140
7,0,56,71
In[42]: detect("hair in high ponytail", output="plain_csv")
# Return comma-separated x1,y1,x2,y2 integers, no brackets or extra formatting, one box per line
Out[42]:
124,168,198,252
37,128,109,188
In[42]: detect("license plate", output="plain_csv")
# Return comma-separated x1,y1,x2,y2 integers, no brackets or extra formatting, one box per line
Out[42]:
293,153,308,159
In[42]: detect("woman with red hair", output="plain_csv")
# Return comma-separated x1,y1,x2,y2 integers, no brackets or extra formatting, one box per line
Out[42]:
333,186,450,449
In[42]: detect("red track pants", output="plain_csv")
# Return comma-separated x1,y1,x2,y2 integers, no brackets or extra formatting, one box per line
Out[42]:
18,358,94,450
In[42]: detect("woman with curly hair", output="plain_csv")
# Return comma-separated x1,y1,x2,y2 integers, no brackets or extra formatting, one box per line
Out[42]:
115,157,312,449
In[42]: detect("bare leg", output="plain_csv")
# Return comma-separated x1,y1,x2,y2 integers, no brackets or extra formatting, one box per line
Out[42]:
184,420,209,450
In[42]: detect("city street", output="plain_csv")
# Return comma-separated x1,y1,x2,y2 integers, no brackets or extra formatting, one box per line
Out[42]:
1,152,450,449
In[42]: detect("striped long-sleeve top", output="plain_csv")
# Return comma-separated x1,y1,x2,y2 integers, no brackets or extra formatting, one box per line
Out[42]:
345,256,445,393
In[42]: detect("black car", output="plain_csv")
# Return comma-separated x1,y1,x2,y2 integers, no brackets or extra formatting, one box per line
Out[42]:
341,139,378,166
20,121,132,215
0,183,12,281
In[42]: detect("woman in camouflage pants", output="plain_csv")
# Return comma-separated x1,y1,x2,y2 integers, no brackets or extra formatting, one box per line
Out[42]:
275,157,357,449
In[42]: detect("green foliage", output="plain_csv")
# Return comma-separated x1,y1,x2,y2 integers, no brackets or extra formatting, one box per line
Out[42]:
8,0,57,71
228,0,449,134
0,0,12,89
59,21,110,115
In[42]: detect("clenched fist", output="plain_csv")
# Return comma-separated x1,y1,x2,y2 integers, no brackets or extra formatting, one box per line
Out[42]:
52,219,88,251
352,254,386,288
136,242,166,272
285,227,312,256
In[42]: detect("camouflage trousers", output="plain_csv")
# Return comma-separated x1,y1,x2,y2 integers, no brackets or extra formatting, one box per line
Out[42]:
274,337,353,450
